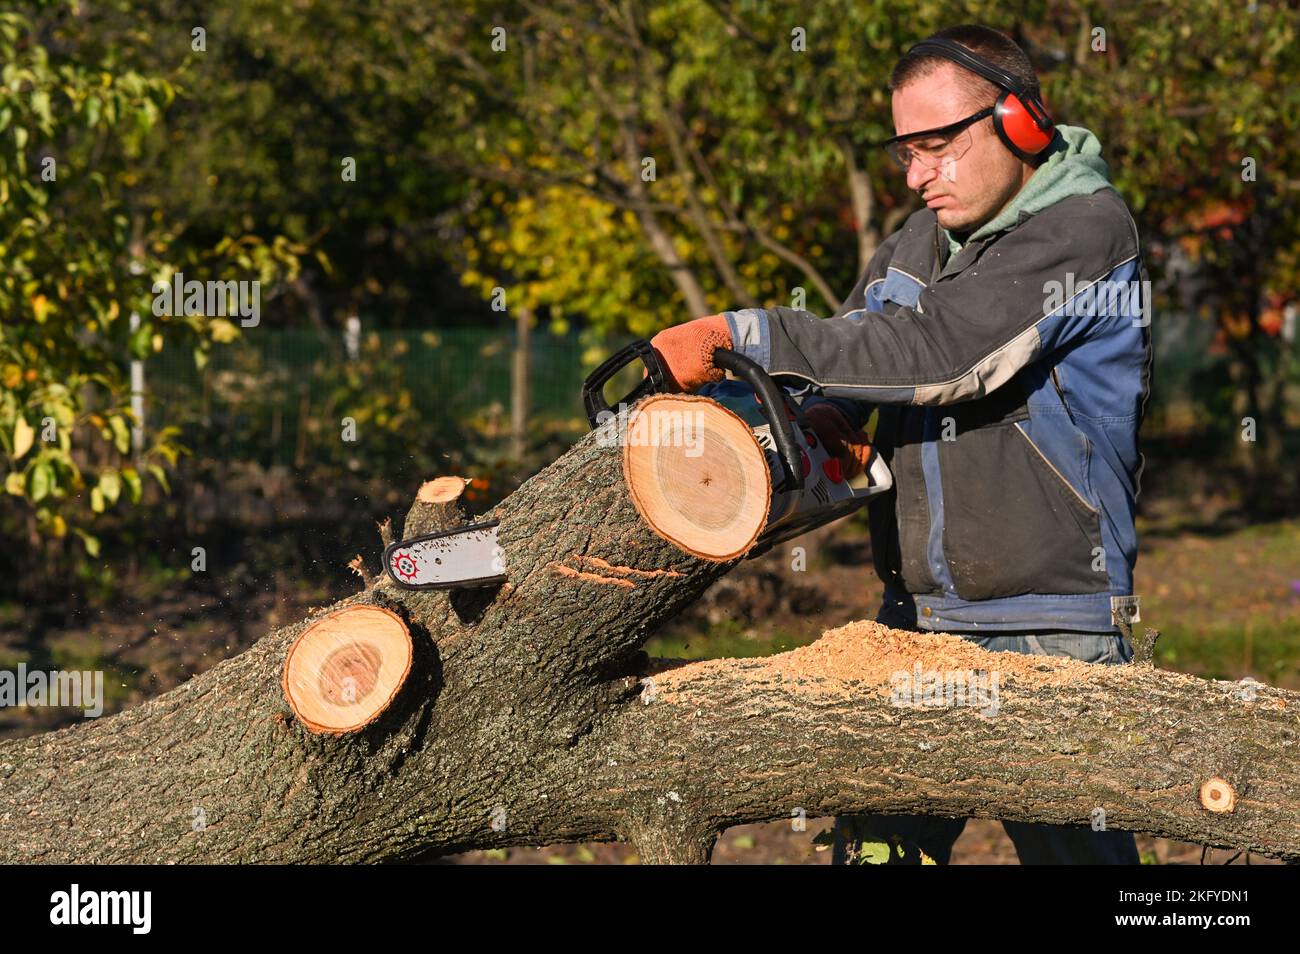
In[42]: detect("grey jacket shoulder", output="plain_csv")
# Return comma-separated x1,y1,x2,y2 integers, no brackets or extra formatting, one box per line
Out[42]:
1034,187,1141,265
866,186,1139,285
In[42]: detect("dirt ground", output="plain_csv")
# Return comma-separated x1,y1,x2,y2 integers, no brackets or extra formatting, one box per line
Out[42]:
447,818,1276,865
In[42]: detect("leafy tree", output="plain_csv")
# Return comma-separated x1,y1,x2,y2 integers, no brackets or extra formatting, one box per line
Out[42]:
424,0,1299,502
0,3,301,553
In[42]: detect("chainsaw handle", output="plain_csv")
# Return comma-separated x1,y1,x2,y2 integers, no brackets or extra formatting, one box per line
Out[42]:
581,339,805,495
712,348,805,494
582,339,667,429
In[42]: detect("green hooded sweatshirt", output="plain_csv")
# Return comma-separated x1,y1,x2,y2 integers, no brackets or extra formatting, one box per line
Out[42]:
942,124,1113,258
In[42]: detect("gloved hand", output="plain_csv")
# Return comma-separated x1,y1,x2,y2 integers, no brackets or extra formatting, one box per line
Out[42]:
648,314,733,392
804,403,875,481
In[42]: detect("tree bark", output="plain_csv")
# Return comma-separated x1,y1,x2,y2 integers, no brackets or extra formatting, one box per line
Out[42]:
1,407,1297,864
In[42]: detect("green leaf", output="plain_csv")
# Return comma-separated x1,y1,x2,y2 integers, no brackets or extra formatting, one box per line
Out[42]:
121,466,142,503
4,471,25,496
147,463,170,493
74,527,101,558
31,89,51,127
856,841,893,864
109,415,131,455
90,485,104,513
29,461,52,502
98,469,121,505
129,320,151,360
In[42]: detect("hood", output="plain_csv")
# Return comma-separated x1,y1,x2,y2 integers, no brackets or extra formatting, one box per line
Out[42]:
943,124,1113,255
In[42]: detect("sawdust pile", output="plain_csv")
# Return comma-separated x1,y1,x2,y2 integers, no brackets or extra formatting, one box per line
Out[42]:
652,619,1128,701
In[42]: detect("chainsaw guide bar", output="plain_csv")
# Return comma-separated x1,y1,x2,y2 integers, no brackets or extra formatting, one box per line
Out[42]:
383,520,507,590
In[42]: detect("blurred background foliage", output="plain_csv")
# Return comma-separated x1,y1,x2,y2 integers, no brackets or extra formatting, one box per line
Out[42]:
0,0,1297,602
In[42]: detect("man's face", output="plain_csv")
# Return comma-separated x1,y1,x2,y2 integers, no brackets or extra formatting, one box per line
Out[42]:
890,63,1030,233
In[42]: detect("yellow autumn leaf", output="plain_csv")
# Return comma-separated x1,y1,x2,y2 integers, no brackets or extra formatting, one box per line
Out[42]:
209,319,239,343
12,416,34,460
31,294,50,323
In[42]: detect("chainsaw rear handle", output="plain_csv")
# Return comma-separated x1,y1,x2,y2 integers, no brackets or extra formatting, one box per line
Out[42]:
581,338,805,493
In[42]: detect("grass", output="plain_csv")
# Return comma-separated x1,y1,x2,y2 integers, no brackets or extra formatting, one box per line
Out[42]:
645,617,813,660
1137,517,1300,687
1149,619,1300,685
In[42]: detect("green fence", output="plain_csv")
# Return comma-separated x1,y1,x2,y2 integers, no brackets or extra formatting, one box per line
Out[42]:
157,327,596,416
139,313,1269,468
146,325,613,467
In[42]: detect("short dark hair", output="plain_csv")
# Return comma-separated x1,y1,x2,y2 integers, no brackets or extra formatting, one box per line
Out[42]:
889,25,1039,110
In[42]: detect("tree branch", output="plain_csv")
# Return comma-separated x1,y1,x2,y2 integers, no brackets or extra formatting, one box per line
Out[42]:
837,134,882,275
1,414,1296,864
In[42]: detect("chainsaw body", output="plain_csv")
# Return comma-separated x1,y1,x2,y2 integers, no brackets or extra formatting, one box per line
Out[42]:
582,339,893,559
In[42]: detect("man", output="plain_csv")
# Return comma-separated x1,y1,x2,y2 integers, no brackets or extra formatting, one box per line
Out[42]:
648,24,1151,864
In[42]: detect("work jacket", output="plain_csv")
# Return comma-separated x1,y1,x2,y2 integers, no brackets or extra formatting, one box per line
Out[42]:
722,127,1151,634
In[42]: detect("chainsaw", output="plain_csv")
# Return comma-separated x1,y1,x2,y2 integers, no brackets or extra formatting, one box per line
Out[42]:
582,339,892,558
383,339,892,589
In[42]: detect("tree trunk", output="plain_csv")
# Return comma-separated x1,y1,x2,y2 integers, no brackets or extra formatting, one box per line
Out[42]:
837,135,880,275
620,123,711,318
511,304,531,461
1,401,1297,864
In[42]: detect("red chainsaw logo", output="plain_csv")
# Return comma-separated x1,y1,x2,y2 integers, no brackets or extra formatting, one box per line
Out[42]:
391,550,420,582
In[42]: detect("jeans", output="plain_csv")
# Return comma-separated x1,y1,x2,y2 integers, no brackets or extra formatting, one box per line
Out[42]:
831,629,1140,865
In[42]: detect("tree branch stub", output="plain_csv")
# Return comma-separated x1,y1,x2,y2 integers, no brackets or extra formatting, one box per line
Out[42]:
282,605,413,734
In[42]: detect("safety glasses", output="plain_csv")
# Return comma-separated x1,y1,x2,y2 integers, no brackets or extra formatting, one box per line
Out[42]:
881,106,994,171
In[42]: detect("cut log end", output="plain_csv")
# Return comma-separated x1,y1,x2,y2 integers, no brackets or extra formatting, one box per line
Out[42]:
282,605,413,734
418,476,470,504
1200,776,1236,813
623,394,771,562
403,476,471,540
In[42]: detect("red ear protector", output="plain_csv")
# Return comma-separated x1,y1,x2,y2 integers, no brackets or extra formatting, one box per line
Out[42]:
905,38,1055,162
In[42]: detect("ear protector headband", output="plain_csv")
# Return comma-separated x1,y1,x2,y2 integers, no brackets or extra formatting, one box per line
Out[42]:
905,38,1055,162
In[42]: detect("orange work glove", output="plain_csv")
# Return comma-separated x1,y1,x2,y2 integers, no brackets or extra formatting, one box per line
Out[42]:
804,403,875,481
648,314,733,392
